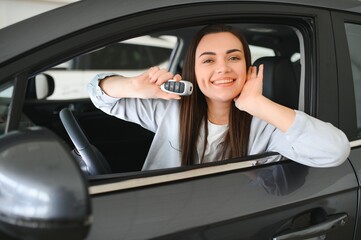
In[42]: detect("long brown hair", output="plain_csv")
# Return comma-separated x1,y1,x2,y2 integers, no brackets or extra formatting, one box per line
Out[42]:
179,24,253,165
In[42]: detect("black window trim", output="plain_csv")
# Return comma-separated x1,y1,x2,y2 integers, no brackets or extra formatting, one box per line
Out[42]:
2,3,333,189
331,11,361,145
5,72,27,133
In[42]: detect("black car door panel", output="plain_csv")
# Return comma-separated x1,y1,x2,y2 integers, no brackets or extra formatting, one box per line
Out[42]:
88,159,357,239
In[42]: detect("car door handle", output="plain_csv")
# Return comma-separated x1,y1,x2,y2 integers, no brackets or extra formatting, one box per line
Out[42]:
272,213,348,240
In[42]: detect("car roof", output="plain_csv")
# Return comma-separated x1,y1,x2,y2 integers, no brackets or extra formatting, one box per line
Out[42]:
0,0,360,69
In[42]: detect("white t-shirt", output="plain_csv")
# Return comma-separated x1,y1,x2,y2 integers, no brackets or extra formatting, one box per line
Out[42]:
196,121,228,164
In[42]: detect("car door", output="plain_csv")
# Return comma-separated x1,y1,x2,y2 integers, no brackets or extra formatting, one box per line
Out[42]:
331,10,361,240
88,155,356,239
74,2,356,240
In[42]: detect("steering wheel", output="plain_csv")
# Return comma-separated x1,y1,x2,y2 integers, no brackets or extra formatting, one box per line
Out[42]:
59,108,111,175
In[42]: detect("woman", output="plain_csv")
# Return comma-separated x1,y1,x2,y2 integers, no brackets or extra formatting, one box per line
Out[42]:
88,24,350,170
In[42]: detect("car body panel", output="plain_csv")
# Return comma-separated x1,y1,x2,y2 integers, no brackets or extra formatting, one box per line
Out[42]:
88,159,358,239
331,10,361,238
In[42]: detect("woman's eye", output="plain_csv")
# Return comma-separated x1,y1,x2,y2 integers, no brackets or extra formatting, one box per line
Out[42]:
229,56,241,61
202,59,213,64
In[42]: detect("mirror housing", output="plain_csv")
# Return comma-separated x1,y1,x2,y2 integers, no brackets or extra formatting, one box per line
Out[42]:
0,127,91,240
26,73,55,100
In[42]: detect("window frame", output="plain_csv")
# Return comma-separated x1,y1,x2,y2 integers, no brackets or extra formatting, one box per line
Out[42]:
4,2,333,188
331,11,361,143
84,18,315,188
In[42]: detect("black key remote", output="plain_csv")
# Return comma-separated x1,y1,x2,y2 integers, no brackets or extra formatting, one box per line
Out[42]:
161,80,193,96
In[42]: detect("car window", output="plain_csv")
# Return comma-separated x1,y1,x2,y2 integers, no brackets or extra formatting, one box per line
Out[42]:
0,84,13,135
345,23,361,138
42,35,178,100
0,85,13,98
250,45,275,63
23,23,306,178
73,36,176,70
26,23,304,176
35,35,288,102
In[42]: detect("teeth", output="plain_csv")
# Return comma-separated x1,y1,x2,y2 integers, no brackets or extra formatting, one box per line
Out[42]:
212,79,234,84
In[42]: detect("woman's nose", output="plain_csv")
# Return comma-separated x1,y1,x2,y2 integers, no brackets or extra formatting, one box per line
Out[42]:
216,61,230,73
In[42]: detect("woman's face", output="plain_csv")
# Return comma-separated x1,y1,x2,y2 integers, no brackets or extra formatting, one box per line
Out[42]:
195,32,247,104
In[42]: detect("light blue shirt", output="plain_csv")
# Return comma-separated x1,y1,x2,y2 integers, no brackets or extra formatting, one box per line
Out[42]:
88,73,350,170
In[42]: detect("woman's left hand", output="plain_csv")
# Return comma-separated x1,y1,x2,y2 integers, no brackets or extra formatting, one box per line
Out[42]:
234,64,296,132
234,64,264,114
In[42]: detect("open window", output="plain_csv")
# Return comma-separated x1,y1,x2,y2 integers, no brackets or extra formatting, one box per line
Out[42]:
26,21,305,179
41,35,178,100
345,23,361,139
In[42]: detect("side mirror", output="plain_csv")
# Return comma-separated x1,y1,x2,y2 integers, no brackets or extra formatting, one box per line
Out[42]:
26,73,55,100
0,127,91,240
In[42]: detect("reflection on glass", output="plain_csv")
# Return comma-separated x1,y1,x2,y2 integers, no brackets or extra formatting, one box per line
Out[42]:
246,156,309,196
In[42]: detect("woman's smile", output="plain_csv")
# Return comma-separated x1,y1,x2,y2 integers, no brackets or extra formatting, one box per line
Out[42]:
211,77,235,86
195,32,247,103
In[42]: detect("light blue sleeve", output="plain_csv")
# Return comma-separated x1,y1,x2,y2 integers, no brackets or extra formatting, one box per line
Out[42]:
87,73,170,132
280,111,350,167
250,111,351,167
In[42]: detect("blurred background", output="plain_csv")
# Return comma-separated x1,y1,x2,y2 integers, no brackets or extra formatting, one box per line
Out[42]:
0,0,78,29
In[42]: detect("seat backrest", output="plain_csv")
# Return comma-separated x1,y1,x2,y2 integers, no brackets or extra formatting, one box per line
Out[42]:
253,56,300,109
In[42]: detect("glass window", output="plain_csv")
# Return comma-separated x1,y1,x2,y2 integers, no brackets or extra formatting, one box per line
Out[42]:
42,35,178,100
345,23,361,137
250,45,275,63
0,82,34,134
0,85,13,98
0,84,13,135
26,23,304,176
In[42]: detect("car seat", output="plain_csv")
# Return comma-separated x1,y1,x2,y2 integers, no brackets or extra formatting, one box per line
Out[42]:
253,56,300,110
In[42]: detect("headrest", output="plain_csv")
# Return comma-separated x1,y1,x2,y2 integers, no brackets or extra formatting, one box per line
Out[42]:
253,57,299,109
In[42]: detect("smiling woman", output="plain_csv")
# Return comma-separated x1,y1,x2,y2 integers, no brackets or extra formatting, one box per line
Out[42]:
194,32,248,108
88,24,350,170
1,0,361,239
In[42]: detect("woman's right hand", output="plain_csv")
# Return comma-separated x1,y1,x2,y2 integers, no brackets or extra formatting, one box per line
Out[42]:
132,66,182,100
100,66,182,100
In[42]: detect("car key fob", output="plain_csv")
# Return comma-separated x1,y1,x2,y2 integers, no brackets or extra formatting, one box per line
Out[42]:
160,80,193,96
